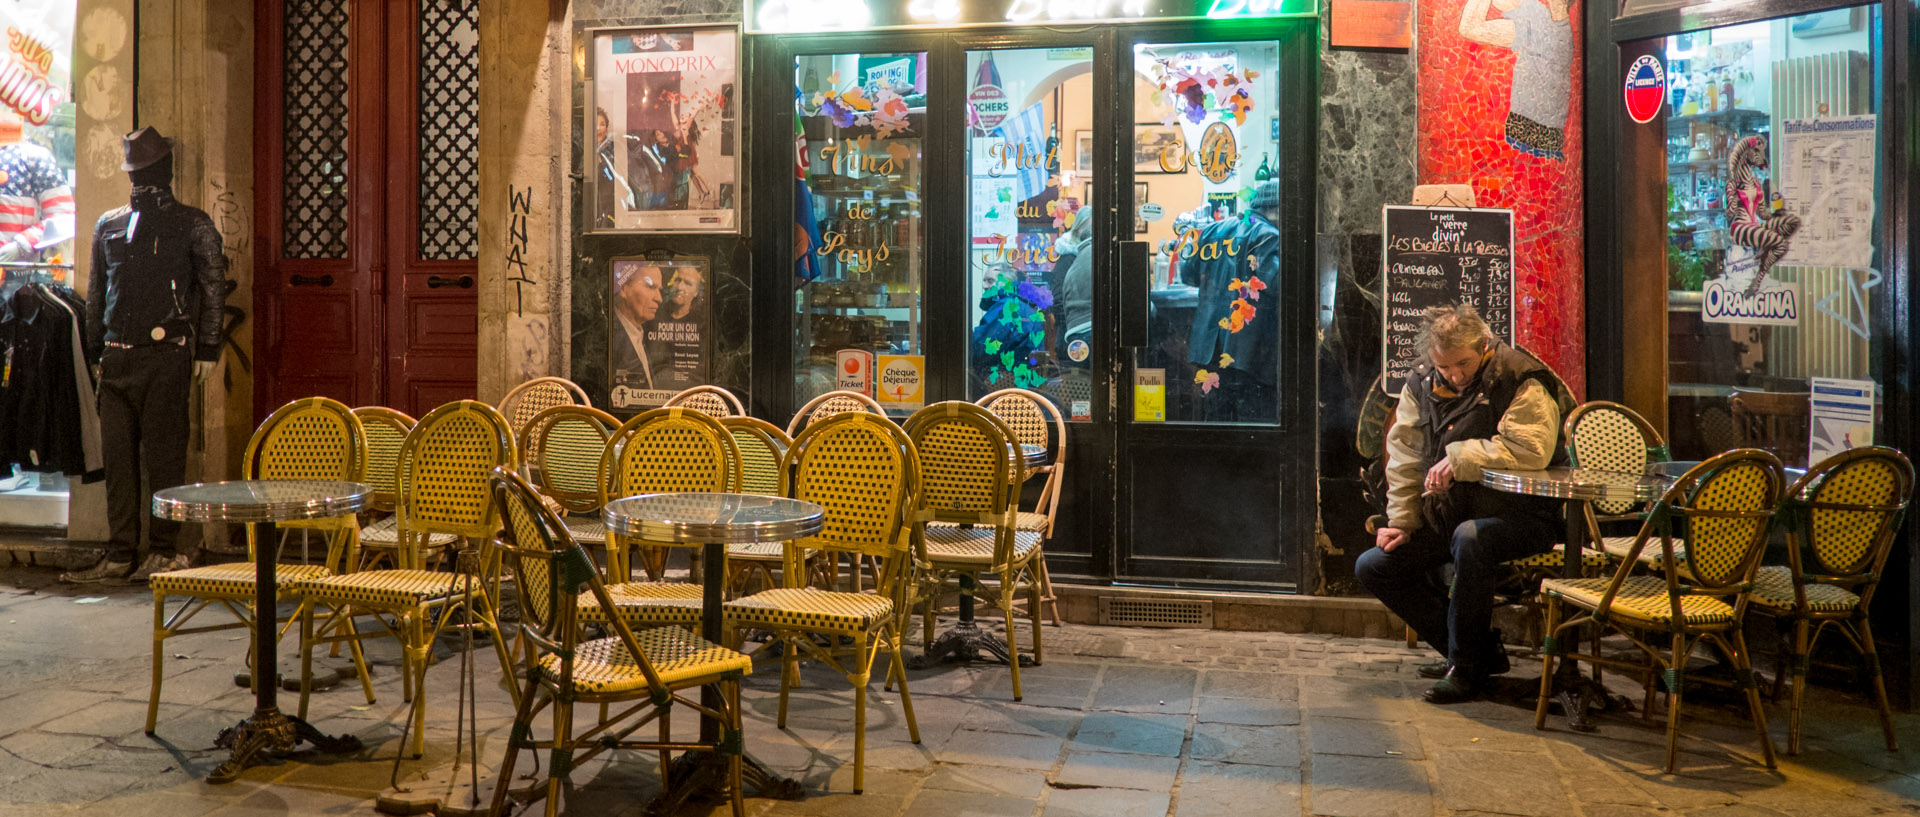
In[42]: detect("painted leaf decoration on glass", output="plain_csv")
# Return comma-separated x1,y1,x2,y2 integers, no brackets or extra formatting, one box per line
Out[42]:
985,339,1002,354
1217,317,1232,330
1218,353,1234,368
1194,370,1221,394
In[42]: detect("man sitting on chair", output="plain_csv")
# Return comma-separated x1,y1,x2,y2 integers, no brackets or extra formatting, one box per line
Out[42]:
1356,304,1565,703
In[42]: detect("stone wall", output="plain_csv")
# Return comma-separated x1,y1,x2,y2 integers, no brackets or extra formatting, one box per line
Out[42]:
1313,3,1421,590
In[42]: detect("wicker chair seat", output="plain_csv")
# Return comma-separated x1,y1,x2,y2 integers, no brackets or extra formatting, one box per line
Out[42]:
578,582,706,626
923,526,1042,566
724,588,894,633
727,541,784,560
1746,565,1860,614
152,563,332,598
1543,575,1736,626
563,515,608,545
1598,534,1689,566
538,625,751,694
296,570,477,607
1503,545,1611,570
930,512,1048,533
358,516,461,547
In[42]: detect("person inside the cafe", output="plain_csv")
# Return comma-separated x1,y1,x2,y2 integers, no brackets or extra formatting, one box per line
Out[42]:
1355,304,1565,703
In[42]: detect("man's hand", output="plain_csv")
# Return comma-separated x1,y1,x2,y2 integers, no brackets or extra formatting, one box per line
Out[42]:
1375,527,1409,552
1424,459,1455,495
194,360,215,381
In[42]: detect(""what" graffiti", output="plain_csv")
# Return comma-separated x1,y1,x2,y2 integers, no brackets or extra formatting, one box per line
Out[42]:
506,185,534,315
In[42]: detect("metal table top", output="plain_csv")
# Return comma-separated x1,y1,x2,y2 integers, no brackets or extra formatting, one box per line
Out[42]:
1019,444,1046,467
152,480,372,523
603,492,824,545
1648,460,1806,483
1481,467,1669,504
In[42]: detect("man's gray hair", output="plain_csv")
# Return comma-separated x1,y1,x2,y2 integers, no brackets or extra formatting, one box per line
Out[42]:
1415,304,1494,356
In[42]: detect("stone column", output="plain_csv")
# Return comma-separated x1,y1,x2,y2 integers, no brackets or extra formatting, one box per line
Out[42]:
477,0,571,403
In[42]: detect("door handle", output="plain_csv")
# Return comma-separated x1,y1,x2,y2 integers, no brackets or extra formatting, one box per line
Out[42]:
290,274,334,287
1119,240,1149,348
428,275,474,289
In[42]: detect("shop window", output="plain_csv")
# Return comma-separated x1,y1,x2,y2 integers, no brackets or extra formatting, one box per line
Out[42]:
1132,40,1283,425
1659,7,1882,467
963,47,1092,419
792,51,926,414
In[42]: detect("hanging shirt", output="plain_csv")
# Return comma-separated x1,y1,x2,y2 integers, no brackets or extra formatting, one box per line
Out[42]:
0,142,75,251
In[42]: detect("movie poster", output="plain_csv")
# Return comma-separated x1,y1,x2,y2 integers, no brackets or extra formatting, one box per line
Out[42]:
588,25,738,233
608,254,712,410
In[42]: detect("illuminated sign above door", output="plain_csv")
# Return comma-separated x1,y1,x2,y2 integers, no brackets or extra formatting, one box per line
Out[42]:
752,0,1316,32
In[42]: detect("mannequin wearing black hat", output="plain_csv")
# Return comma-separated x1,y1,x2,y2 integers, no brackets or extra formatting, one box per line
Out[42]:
64,127,230,584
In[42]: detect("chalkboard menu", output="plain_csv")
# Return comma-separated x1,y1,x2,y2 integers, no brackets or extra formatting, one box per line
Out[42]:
1380,206,1515,395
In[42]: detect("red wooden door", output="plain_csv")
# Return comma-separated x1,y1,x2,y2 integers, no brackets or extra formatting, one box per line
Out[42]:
255,0,478,419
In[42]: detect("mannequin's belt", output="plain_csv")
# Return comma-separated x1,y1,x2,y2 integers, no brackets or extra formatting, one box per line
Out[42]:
104,337,187,350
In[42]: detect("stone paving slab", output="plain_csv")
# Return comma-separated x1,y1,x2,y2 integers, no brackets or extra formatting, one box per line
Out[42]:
3,567,1920,817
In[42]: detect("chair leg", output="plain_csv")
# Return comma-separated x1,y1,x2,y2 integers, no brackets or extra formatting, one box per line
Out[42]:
1771,617,1790,703
658,705,674,802
299,603,317,722
546,691,575,817
146,593,168,735
1533,597,1558,731
408,614,432,759
1664,634,1687,774
1857,619,1898,751
489,674,541,817
776,636,795,729
852,633,870,795
1788,618,1810,755
727,679,746,817
340,608,376,704
1027,568,1045,666
1729,628,1777,769
1002,580,1023,702
1035,555,1061,627
887,628,920,744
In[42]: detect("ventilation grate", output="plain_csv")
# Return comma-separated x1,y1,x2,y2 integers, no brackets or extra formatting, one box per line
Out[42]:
1097,597,1213,629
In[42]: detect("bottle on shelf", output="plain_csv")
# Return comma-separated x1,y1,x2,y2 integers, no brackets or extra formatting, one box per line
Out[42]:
1254,153,1272,182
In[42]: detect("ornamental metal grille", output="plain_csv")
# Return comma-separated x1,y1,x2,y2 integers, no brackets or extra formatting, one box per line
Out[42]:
418,0,479,260
281,0,351,260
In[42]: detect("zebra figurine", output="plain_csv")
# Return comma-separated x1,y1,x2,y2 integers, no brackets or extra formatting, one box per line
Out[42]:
1725,135,1801,296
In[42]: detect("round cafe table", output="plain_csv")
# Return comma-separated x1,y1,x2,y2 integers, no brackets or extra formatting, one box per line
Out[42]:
151,479,371,783
1481,466,1669,732
603,492,823,813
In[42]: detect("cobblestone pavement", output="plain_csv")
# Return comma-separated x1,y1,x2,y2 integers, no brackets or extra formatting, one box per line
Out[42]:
2,564,1919,817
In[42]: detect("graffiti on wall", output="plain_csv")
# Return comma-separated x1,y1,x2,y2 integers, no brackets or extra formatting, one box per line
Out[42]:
504,184,546,384
1418,0,1585,395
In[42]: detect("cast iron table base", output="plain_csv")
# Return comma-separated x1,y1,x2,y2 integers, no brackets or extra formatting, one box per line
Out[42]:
210,707,364,784
643,750,809,817
911,575,1035,669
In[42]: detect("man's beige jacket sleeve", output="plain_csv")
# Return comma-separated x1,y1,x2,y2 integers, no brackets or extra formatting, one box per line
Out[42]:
1383,388,1428,531
1444,380,1561,482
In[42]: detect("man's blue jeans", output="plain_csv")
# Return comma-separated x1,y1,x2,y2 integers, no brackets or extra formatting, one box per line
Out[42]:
1355,515,1558,675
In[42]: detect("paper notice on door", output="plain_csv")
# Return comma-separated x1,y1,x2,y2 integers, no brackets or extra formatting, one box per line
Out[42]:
1778,116,1876,270
1133,368,1165,422
1809,376,1874,465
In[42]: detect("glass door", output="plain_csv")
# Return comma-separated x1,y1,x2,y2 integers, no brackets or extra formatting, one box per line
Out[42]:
1111,24,1315,587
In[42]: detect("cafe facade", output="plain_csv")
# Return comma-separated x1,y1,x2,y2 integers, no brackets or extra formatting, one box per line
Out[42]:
32,0,1916,695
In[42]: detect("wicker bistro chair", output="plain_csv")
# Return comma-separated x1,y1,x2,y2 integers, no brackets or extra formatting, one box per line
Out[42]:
292,400,523,759
974,388,1066,625
487,467,752,817
720,417,802,595
1747,446,1913,755
1553,401,1678,569
499,376,591,439
579,408,742,630
906,402,1046,699
1534,449,1785,773
722,412,923,794
785,389,886,438
664,384,747,418
146,397,372,734
352,407,460,569
521,405,620,554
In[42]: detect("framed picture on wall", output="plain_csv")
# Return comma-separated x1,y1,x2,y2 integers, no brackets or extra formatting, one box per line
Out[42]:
1074,130,1092,171
609,252,713,410
1133,124,1182,173
1133,181,1149,233
585,24,741,234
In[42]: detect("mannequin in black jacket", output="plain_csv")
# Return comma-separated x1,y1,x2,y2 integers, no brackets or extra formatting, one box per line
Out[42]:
64,127,228,584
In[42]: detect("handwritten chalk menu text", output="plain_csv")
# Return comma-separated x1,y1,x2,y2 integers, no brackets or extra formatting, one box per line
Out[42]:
1380,205,1515,395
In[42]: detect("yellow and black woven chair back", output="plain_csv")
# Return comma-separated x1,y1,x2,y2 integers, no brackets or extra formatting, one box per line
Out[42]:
603,407,742,507
721,416,792,496
785,411,915,561
499,376,590,440
523,405,619,515
1789,446,1913,583
242,396,367,557
351,407,415,513
663,384,747,418
399,400,519,549
1564,400,1669,516
491,467,670,693
787,388,887,437
1656,449,1783,592
979,388,1059,467
904,402,1021,525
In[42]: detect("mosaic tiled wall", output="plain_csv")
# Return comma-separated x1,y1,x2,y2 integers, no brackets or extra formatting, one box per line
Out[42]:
1416,0,1586,396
